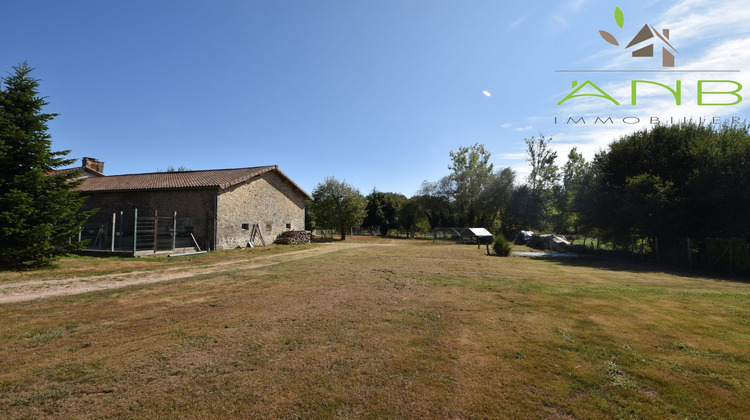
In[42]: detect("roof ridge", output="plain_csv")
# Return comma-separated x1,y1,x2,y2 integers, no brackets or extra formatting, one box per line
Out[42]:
217,167,273,189
77,165,286,193
90,165,276,178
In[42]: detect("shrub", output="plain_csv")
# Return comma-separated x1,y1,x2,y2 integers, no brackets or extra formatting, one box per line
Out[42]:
492,235,512,257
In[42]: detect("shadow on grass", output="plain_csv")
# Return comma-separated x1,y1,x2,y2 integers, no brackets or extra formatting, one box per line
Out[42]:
520,252,750,285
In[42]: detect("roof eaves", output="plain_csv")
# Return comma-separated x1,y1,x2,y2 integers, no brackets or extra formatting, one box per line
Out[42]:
216,166,276,190
82,167,105,177
273,167,313,201
80,186,219,194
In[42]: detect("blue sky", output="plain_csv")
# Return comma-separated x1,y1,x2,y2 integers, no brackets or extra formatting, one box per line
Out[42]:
2,0,748,196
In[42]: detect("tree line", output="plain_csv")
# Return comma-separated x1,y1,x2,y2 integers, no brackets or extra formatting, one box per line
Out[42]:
309,125,750,255
308,139,574,240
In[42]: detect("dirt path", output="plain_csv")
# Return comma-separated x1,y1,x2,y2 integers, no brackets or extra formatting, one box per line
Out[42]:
0,243,386,304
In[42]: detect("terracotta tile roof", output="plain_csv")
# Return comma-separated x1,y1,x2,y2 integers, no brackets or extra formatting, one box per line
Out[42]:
78,165,296,193
48,167,105,178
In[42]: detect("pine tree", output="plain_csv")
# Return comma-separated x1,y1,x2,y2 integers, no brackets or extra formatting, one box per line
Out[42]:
0,62,93,267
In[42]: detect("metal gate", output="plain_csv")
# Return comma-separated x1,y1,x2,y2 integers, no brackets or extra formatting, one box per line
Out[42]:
135,211,177,252
77,208,203,255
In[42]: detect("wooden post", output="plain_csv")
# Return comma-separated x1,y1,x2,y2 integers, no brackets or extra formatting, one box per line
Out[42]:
612,237,616,256
111,212,116,252
631,236,635,259
655,237,660,263
640,238,644,260
133,208,138,254
118,211,124,251
154,210,158,252
687,238,692,269
729,238,734,273
596,237,600,254
205,213,210,252
172,211,177,251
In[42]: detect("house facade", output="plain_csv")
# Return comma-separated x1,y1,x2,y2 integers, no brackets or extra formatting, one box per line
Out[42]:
75,160,311,252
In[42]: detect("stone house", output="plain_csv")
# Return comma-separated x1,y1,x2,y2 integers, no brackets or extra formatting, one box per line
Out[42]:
74,159,311,251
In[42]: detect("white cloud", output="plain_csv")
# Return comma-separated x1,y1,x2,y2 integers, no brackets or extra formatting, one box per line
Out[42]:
499,152,527,160
657,0,750,45
512,165,531,181
552,15,567,26
501,123,512,129
507,9,538,31
515,125,534,132
569,0,587,10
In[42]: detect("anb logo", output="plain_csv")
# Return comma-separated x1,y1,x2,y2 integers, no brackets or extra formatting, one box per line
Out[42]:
556,7,742,107
599,7,679,68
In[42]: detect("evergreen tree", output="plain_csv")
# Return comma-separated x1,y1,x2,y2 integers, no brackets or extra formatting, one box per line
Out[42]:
0,62,93,267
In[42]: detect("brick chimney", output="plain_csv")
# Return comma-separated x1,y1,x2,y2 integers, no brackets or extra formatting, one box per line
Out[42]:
82,157,104,174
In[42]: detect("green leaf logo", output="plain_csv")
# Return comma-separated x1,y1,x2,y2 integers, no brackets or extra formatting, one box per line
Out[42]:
600,7,624,46
615,7,624,29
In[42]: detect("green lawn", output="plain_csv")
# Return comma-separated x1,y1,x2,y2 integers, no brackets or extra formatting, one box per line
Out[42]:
1,239,748,418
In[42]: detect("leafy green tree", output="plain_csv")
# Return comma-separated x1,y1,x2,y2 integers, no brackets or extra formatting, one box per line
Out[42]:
308,176,367,240
515,134,560,232
480,167,516,232
525,134,559,191
552,147,589,233
576,123,750,247
162,165,189,172
414,147,515,233
0,62,94,267
363,190,407,235
414,178,454,229
448,143,494,226
561,147,587,190
503,185,546,238
398,197,424,237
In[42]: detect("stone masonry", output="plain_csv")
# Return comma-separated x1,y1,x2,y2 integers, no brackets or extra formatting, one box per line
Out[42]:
216,171,306,249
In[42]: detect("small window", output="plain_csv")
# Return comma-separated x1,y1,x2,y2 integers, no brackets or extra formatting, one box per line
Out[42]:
286,223,291,229
241,223,249,230
265,222,272,231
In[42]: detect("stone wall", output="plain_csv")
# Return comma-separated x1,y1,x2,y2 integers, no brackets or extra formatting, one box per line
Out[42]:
216,171,306,249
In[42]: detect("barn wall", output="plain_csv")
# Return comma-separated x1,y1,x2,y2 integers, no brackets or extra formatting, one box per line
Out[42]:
216,171,306,249
81,189,216,249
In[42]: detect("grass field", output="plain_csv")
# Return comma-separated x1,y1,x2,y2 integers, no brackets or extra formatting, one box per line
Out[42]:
1,238,749,419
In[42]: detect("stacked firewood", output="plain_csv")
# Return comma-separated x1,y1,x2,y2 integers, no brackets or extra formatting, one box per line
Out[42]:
274,230,311,245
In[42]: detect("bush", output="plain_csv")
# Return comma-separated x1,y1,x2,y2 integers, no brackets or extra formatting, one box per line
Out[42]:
492,235,512,257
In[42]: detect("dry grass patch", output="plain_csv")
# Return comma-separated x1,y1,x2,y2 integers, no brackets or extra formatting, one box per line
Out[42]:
0,244,311,285
0,239,749,418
